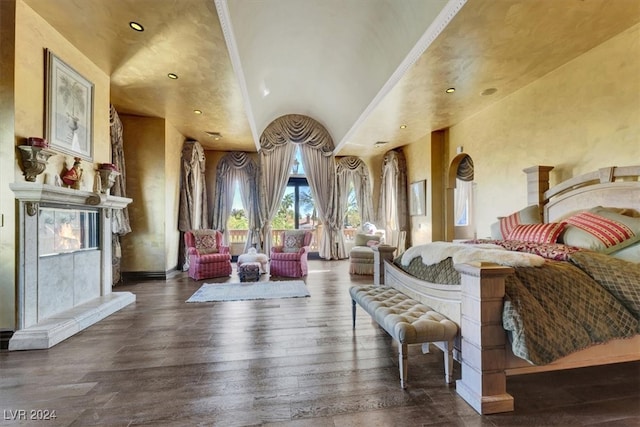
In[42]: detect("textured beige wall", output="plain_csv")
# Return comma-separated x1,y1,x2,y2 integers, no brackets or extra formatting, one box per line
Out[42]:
165,123,183,271
404,136,432,245
14,0,110,188
119,115,167,273
1,0,111,330
446,23,640,239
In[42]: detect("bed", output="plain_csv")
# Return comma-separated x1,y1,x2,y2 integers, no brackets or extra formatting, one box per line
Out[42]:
374,165,640,415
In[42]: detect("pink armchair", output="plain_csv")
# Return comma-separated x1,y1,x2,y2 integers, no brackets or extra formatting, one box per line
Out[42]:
184,230,232,280
270,230,313,277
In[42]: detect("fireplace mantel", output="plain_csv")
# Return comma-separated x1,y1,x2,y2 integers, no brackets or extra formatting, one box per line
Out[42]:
9,182,135,350
10,182,132,209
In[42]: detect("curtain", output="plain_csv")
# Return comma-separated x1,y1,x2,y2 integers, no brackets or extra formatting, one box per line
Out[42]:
378,150,409,250
259,114,341,259
211,152,260,252
109,105,131,285
454,155,475,229
177,140,208,270
336,156,374,225
300,142,344,259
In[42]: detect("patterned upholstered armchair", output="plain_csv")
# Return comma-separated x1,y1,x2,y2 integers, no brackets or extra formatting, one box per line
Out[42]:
270,229,313,277
184,229,232,280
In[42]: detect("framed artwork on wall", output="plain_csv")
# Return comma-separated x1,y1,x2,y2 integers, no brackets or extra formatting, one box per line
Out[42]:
45,49,94,161
410,180,426,216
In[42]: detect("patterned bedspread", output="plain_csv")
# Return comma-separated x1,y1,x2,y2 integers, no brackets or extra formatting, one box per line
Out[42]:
393,248,640,365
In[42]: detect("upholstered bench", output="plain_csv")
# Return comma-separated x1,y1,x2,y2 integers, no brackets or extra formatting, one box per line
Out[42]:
238,262,261,282
349,285,458,388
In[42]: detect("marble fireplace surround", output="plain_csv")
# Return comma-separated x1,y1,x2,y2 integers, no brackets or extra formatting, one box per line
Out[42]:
9,182,135,350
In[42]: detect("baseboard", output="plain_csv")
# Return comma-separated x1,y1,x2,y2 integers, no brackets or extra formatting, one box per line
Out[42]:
1,330,15,350
121,271,167,282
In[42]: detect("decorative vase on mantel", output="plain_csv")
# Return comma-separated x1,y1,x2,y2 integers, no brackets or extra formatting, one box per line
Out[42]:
17,137,56,182
96,163,120,195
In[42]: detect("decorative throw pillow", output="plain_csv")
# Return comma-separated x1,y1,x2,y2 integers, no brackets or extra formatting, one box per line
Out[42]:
507,222,566,244
283,230,307,253
561,207,640,254
193,230,218,254
490,205,541,239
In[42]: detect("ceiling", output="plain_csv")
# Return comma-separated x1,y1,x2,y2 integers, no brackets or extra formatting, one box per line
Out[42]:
23,0,640,157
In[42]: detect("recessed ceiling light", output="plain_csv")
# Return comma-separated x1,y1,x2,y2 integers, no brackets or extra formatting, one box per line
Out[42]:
193,110,202,115
400,124,407,129
167,73,178,80
129,21,144,32
445,87,456,93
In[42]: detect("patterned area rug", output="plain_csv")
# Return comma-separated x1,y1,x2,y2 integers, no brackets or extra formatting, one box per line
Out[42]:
186,280,310,302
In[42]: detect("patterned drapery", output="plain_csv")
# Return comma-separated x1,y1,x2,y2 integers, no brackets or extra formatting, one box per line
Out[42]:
378,150,409,251
109,105,131,285
178,140,208,270
211,152,260,253
336,156,374,225
456,155,474,182
259,114,341,259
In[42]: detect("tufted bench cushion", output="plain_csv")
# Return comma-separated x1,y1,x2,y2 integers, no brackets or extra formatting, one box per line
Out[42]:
349,285,458,388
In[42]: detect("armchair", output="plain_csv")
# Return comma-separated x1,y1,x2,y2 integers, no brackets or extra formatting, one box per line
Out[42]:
349,231,384,275
270,229,313,277
184,229,232,280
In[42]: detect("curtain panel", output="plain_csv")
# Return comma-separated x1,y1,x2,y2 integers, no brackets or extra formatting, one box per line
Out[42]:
109,105,131,285
178,140,208,270
378,150,409,250
336,156,374,225
211,152,261,253
258,114,341,259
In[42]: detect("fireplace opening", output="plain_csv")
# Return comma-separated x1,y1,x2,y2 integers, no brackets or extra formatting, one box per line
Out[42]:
38,206,100,256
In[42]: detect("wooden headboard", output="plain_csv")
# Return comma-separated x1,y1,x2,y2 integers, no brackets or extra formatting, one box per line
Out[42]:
524,165,640,222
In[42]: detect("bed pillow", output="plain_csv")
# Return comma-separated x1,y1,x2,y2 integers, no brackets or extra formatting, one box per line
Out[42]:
561,207,640,254
610,243,640,263
507,222,566,244
490,205,541,239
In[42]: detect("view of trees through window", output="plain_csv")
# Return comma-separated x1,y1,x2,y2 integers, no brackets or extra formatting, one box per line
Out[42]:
226,149,362,235
344,183,361,229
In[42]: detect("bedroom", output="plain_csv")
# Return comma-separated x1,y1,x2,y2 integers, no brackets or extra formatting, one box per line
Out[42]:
0,0,639,422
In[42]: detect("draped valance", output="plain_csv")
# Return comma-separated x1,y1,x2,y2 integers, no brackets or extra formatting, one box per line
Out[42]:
259,114,334,156
456,155,474,182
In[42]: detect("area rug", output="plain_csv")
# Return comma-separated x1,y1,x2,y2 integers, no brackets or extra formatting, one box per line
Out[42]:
186,280,310,303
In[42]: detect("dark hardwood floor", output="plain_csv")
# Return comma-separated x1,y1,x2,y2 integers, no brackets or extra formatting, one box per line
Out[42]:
1,259,639,426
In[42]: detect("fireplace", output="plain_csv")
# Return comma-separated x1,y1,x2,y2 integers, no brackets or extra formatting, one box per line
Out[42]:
9,182,135,350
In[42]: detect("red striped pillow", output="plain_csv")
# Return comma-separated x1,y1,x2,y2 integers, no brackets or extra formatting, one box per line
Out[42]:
499,211,521,239
564,212,635,249
507,222,566,244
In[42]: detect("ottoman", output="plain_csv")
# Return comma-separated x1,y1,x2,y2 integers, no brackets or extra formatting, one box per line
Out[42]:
238,262,261,282
237,247,269,273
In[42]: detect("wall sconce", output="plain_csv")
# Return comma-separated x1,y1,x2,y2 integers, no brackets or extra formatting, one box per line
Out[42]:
17,138,56,182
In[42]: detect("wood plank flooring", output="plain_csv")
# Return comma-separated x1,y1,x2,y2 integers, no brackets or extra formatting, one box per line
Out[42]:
1,259,639,426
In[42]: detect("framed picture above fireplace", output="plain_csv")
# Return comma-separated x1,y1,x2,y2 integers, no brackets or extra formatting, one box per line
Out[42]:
45,49,94,161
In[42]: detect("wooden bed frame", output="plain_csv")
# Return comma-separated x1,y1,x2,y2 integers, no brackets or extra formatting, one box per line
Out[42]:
374,165,640,415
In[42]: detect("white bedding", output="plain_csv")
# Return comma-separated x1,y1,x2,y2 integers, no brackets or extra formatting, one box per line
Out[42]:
400,241,545,268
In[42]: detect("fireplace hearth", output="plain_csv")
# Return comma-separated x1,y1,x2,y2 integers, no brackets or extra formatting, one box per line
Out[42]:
9,182,135,350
